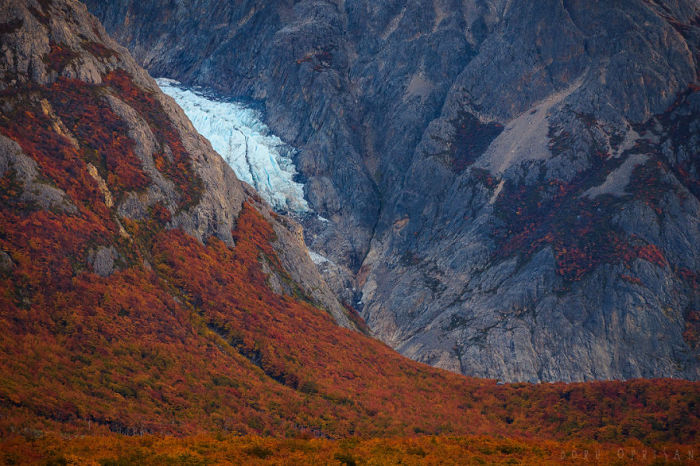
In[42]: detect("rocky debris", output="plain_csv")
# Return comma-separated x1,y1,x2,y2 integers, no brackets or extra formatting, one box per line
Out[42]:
87,0,700,380
582,153,649,199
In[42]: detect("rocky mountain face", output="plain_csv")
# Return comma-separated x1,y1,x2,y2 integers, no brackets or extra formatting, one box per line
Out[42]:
85,0,700,382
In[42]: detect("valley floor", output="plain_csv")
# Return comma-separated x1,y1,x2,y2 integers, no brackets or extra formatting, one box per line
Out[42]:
1,432,697,465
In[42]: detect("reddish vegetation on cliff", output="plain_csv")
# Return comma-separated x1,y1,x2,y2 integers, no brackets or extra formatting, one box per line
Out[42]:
493,161,674,283
103,70,203,207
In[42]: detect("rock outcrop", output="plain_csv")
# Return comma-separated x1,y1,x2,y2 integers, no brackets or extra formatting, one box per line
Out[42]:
86,0,700,381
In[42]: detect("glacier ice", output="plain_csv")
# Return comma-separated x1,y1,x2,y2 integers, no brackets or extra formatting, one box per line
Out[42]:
156,78,310,213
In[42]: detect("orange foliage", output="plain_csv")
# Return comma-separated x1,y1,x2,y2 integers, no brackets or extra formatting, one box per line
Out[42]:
637,244,668,268
48,77,151,196
2,432,698,465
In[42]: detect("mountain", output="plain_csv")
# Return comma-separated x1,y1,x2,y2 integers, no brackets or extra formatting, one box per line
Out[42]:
85,0,700,382
1,0,698,455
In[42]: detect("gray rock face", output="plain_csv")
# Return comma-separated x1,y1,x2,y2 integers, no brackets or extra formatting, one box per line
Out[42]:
88,246,119,277
86,0,700,381
0,134,77,213
0,250,14,274
0,0,357,331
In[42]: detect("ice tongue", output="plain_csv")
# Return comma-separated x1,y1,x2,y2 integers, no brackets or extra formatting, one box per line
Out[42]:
157,78,310,213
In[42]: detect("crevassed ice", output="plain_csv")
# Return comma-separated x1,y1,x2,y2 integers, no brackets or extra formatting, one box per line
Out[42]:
156,78,310,213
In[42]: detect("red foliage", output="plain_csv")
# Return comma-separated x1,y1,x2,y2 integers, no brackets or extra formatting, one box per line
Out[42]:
493,155,676,282
679,267,698,288
0,103,113,225
150,202,172,225
637,244,667,268
48,78,151,196
103,70,202,208
620,274,643,286
684,310,700,350
555,246,594,282
0,169,23,204
494,177,615,281
44,42,76,72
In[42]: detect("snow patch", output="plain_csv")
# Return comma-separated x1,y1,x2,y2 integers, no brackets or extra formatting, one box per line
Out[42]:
156,78,310,213
382,6,406,40
613,126,641,158
432,0,447,32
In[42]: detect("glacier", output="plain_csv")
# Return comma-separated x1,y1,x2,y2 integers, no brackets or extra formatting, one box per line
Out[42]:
156,78,309,213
